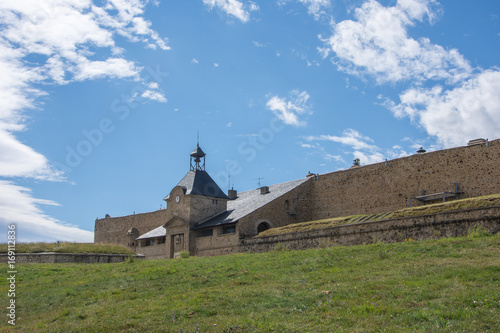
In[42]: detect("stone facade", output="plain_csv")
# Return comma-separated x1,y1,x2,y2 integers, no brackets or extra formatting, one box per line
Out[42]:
94,139,500,259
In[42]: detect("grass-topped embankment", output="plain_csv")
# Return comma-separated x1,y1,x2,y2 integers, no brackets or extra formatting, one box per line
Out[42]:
0,233,499,332
258,194,500,237
0,242,135,255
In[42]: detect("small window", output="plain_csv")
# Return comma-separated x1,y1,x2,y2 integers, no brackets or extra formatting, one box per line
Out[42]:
222,225,236,234
199,229,213,237
157,236,166,244
144,239,155,247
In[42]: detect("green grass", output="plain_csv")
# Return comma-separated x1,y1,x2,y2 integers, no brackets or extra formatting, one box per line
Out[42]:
259,193,500,237
1,234,499,332
0,242,135,255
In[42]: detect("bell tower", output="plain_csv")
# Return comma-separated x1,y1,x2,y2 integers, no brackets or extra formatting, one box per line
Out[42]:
190,135,206,171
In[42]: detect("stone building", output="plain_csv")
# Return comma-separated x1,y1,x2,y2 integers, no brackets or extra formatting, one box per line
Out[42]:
94,138,500,259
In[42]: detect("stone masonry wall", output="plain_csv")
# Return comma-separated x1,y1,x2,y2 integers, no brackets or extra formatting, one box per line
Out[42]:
238,180,313,237
239,206,500,253
94,209,171,245
194,230,239,257
308,139,500,220
136,243,166,260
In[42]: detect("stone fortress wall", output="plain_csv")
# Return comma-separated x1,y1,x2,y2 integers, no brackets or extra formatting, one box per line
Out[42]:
94,139,500,259
94,209,170,246
307,139,500,220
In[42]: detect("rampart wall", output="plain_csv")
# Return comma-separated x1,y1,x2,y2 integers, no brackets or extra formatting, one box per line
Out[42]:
239,206,500,253
308,139,500,220
94,209,170,245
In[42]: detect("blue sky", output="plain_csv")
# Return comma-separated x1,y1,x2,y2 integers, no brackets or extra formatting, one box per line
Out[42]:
1,0,499,242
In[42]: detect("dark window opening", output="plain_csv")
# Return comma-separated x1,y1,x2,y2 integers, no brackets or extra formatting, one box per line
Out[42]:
157,236,166,244
199,229,213,237
257,222,271,233
222,225,236,234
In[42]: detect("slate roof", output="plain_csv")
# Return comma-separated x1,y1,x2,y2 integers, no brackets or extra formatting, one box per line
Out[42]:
136,225,165,240
136,177,310,240
192,177,310,230
190,145,206,157
164,170,229,200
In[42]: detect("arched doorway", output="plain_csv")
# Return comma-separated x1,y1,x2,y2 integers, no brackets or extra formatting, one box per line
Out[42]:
257,222,271,233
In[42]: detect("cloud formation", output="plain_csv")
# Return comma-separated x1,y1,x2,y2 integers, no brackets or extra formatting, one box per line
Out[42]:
320,0,500,147
266,90,312,126
0,181,94,242
320,0,471,84
0,0,169,241
386,70,500,147
202,0,259,23
304,129,410,166
279,0,331,20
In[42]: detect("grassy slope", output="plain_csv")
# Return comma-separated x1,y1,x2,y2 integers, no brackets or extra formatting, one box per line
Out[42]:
0,242,136,254
258,194,500,237
1,234,499,332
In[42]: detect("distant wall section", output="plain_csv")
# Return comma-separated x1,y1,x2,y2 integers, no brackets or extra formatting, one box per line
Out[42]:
94,209,171,245
308,139,500,220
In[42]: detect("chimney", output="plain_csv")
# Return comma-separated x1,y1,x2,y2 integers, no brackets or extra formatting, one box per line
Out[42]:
260,186,269,195
228,188,238,200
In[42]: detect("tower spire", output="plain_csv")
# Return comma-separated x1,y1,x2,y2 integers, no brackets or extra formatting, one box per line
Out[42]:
190,134,206,171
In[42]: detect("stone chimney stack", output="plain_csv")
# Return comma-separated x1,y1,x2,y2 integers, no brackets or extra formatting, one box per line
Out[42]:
228,188,238,200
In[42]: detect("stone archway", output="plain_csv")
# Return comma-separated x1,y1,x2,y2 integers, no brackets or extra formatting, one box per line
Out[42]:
257,221,271,234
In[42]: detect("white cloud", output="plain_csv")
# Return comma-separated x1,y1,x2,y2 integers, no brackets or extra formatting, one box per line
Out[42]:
320,0,471,84
252,41,265,47
386,70,500,147
0,0,169,240
202,0,259,23
304,129,410,166
0,181,93,242
214,62,219,67
0,130,64,181
226,122,232,127
266,90,312,126
141,89,167,103
278,0,331,20
305,129,378,151
191,58,199,64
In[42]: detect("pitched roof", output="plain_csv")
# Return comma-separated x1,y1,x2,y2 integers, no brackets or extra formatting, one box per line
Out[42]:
137,177,310,239
136,225,165,240
192,177,310,229
164,170,229,200
190,145,206,157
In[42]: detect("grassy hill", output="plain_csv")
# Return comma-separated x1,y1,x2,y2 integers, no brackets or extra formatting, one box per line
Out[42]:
1,233,499,332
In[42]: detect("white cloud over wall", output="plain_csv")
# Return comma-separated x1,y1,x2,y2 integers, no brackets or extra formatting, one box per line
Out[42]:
387,70,500,147
304,129,410,166
320,0,500,148
0,0,169,241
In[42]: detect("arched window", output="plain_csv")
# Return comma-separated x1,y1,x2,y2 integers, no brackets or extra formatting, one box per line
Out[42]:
257,222,271,233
